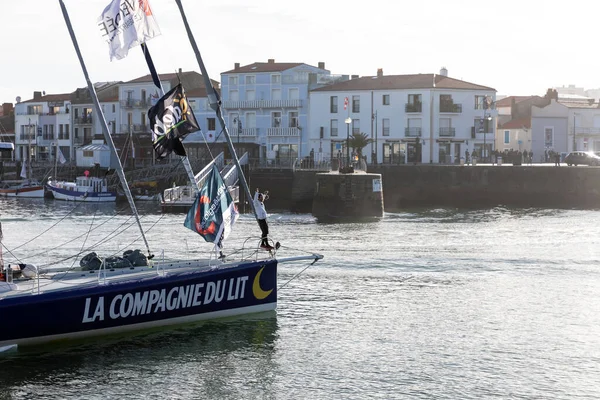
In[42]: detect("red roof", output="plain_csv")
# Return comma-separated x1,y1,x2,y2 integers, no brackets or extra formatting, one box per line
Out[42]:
22,93,72,103
499,117,531,129
311,74,495,92
495,96,535,107
222,62,305,74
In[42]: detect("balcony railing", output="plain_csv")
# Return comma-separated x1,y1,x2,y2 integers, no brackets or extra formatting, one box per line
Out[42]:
405,127,422,137
120,124,150,133
405,102,422,113
267,127,301,137
440,102,462,113
439,127,456,137
74,116,93,124
574,127,600,135
223,99,302,109
231,128,258,137
120,99,142,108
73,136,84,145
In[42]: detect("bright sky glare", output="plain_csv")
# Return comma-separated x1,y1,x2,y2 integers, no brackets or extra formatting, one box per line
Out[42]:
1,0,598,103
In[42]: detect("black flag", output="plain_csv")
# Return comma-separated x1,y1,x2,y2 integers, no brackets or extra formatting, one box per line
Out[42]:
148,83,200,159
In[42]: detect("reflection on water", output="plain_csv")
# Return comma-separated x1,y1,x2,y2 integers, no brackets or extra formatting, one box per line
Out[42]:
0,314,279,399
2,201,600,399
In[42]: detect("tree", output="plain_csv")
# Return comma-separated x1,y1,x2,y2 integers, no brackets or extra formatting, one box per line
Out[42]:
348,132,373,158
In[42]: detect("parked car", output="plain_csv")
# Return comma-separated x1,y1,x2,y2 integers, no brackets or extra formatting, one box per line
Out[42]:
565,151,600,166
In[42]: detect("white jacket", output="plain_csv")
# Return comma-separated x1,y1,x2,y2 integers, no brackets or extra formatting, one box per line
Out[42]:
253,191,268,220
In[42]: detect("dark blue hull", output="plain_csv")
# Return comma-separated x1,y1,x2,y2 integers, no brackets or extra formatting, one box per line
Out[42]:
0,260,277,346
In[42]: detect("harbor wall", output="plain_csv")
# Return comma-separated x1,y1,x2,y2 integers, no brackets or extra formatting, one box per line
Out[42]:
250,166,600,212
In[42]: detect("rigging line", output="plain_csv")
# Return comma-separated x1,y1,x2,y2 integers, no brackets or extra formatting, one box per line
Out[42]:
13,207,128,261
10,200,85,252
37,214,138,269
277,261,316,291
104,213,166,259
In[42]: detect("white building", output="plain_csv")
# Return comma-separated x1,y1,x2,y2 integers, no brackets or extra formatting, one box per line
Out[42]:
308,69,497,164
531,97,600,157
14,92,72,162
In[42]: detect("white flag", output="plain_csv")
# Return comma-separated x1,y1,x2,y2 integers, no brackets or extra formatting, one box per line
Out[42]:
98,0,161,61
20,158,27,179
58,147,67,164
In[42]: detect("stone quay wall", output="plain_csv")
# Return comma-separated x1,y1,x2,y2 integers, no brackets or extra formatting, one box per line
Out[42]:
250,165,600,212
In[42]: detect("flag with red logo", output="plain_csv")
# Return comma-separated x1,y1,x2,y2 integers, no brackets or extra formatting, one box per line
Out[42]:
98,0,161,61
183,164,238,247
344,97,348,110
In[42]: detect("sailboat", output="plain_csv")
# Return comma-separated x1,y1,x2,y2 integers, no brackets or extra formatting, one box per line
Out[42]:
0,157,45,198
0,0,322,350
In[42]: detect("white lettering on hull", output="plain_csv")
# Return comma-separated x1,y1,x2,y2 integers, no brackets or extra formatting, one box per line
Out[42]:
82,276,251,323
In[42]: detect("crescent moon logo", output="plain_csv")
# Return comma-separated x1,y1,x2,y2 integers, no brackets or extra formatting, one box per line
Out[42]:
252,266,273,300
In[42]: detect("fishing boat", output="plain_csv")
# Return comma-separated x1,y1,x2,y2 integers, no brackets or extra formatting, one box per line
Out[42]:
0,179,45,198
0,160,44,198
0,0,322,351
46,174,117,202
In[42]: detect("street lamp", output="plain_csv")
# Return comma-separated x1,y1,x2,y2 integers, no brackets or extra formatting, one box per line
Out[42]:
482,96,493,163
345,117,352,169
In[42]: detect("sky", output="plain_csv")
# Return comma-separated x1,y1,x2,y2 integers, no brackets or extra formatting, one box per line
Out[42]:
1,0,599,104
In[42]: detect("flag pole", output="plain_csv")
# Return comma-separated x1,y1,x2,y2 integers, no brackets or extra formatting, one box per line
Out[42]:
58,0,153,258
174,0,259,223
140,43,200,194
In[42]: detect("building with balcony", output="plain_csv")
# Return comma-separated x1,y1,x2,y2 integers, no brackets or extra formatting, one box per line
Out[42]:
532,95,600,157
220,59,334,165
14,91,71,162
70,82,121,165
117,69,218,166
308,68,497,165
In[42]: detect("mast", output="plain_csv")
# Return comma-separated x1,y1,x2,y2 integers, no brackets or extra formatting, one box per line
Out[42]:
54,141,58,181
58,0,152,257
174,0,259,223
139,43,199,194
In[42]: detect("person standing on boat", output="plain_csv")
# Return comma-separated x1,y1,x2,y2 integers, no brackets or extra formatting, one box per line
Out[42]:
254,188,272,250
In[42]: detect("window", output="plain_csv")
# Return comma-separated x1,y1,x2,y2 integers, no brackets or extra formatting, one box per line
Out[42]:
289,88,299,100
504,130,510,144
475,95,486,110
230,89,239,101
382,119,390,136
330,119,338,137
207,118,216,131
245,75,255,84
59,124,64,139
382,94,390,105
407,94,422,112
330,96,338,113
544,127,554,148
271,74,281,84
112,104,115,113
475,117,491,133
352,95,360,113
141,112,146,127
83,150,93,157
289,112,299,128
127,113,133,126
271,88,281,101
49,124,54,140
246,89,255,101
141,89,146,103
272,112,281,127
229,76,238,85
246,113,256,128
74,127,79,138
74,108,79,119
65,124,70,139
352,119,360,135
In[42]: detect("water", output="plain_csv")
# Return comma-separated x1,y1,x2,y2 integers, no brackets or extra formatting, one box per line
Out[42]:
1,199,600,399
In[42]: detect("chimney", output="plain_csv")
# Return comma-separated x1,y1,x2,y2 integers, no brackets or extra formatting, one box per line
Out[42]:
440,67,448,77
318,61,325,69
234,62,240,70
268,58,275,64
351,75,359,80
33,91,42,100
377,68,383,78
2,103,12,116
179,68,182,74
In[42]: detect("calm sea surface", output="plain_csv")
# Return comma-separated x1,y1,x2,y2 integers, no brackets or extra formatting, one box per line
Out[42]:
0,199,599,399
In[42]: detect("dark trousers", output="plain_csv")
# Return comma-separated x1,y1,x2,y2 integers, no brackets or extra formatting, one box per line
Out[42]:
258,218,269,246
